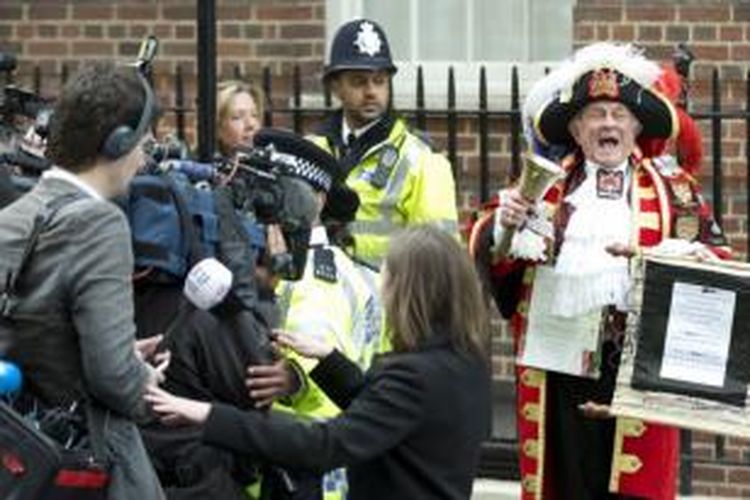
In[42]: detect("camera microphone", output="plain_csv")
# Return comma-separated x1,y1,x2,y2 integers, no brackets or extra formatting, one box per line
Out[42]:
183,257,234,311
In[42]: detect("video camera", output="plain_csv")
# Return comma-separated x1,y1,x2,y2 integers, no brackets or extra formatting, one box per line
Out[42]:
133,139,317,289
0,51,54,205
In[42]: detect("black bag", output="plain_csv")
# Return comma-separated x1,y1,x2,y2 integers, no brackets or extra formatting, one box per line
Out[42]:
0,401,61,499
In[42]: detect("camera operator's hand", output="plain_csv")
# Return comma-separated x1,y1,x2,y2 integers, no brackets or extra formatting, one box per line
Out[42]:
267,223,288,256
136,334,171,386
498,188,533,229
273,329,333,360
245,359,301,408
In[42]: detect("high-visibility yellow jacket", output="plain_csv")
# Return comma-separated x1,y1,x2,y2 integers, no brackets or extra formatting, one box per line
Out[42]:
274,227,387,499
309,113,459,267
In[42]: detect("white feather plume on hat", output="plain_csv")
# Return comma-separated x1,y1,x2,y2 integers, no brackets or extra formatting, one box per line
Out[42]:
522,43,663,147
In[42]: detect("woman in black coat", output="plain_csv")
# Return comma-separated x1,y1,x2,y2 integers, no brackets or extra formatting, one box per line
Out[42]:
147,225,493,500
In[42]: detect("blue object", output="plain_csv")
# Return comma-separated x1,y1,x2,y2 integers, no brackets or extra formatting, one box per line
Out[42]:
0,360,22,395
124,172,265,281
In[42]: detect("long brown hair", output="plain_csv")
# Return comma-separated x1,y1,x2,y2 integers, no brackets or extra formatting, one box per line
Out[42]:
382,225,489,358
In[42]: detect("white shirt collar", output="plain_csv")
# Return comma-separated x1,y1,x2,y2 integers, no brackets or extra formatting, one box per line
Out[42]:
42,166,104,200
309,225,329,246
342,117,380,145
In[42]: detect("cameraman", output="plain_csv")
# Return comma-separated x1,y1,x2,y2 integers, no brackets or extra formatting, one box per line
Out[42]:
0,62,164,498
132,133,320,498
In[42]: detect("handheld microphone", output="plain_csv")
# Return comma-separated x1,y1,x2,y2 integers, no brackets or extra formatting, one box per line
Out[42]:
183,257,234,310
161,258,234,346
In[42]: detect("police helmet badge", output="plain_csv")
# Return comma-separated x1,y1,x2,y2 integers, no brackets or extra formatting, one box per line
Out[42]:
353,21,382,57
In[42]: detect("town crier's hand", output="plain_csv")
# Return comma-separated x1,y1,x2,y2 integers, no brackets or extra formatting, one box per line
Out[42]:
498,188,534,229
578,401,614,419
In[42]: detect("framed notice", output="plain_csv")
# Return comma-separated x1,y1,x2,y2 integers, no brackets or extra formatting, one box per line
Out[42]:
610,255,750,438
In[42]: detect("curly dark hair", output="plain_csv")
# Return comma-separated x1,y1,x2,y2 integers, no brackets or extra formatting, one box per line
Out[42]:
46,62,150,172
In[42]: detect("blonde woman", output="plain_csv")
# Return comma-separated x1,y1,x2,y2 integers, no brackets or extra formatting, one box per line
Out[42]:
147,224,492,500
216,80,265,158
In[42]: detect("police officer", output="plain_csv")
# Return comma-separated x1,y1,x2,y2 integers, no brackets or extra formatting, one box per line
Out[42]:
308,19,459,268
246,129,385,500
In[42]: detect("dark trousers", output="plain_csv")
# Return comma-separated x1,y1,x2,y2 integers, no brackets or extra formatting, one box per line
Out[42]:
546,339,641,500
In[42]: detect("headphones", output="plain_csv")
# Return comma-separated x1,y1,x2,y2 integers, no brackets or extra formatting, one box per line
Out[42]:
100,70,155,160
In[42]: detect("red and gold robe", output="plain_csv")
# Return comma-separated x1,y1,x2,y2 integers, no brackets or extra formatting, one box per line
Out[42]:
469,150,730,500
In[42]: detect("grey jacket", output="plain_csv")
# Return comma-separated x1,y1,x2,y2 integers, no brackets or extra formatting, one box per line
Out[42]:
0,177,164,499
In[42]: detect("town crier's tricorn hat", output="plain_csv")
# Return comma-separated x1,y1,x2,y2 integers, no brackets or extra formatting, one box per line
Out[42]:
523,43,679,149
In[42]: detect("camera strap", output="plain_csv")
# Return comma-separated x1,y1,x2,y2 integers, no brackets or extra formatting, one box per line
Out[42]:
1,192,85,318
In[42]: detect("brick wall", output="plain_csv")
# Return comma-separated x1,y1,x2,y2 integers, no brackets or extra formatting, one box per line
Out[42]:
2,0,750,494
0,0,327,146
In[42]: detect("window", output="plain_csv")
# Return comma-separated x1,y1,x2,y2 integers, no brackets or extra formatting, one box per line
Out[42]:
325,0,575,109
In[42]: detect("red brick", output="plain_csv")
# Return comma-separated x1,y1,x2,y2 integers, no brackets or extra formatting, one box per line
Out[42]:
72,5,113,20
692,25,717,42
37,24,57,38
731,44,750,61
29,4,68,20
727,466,750,484
61,25,80,38
714,485,743,497
0,41,21,56
73,41,114,57
118,42,140,58
624,6,675,22
596,24,610,40
734,5,750,22
665,25,689,43
15,23,33,39
727,436,750,447
574,7,622,23
118,5,159,21
153,24,172,39
84,25,103,39
679,6,730,23
130,25,148,38
612,24,635,41
221,24,241,39
162,42,195,57
107,25,126,39
175,25,194,39
575,24,594,42
217,41,252,58
280,24,325,40
721,26,743,42
256,41,316,58
692,44,729,61
693,464,727,482
161,5,195,21
243,24,263,39
256,6,314,21
28,41,68,57
638,25,662,42
0,6,23,20
217,5,251,20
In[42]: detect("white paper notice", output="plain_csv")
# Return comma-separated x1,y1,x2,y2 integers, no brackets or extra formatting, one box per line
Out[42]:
660,282,736,387
520,266,602,377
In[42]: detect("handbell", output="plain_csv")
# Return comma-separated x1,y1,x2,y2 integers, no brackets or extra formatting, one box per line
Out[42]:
494,153,565,258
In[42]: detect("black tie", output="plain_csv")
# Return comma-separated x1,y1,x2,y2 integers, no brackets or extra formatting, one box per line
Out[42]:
344,132,356,157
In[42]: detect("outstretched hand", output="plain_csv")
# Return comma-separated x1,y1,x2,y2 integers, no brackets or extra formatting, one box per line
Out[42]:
272,329,334,360
145,385,211,426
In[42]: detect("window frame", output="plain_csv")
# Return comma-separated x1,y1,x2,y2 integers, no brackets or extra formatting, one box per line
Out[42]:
324,0,572,110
